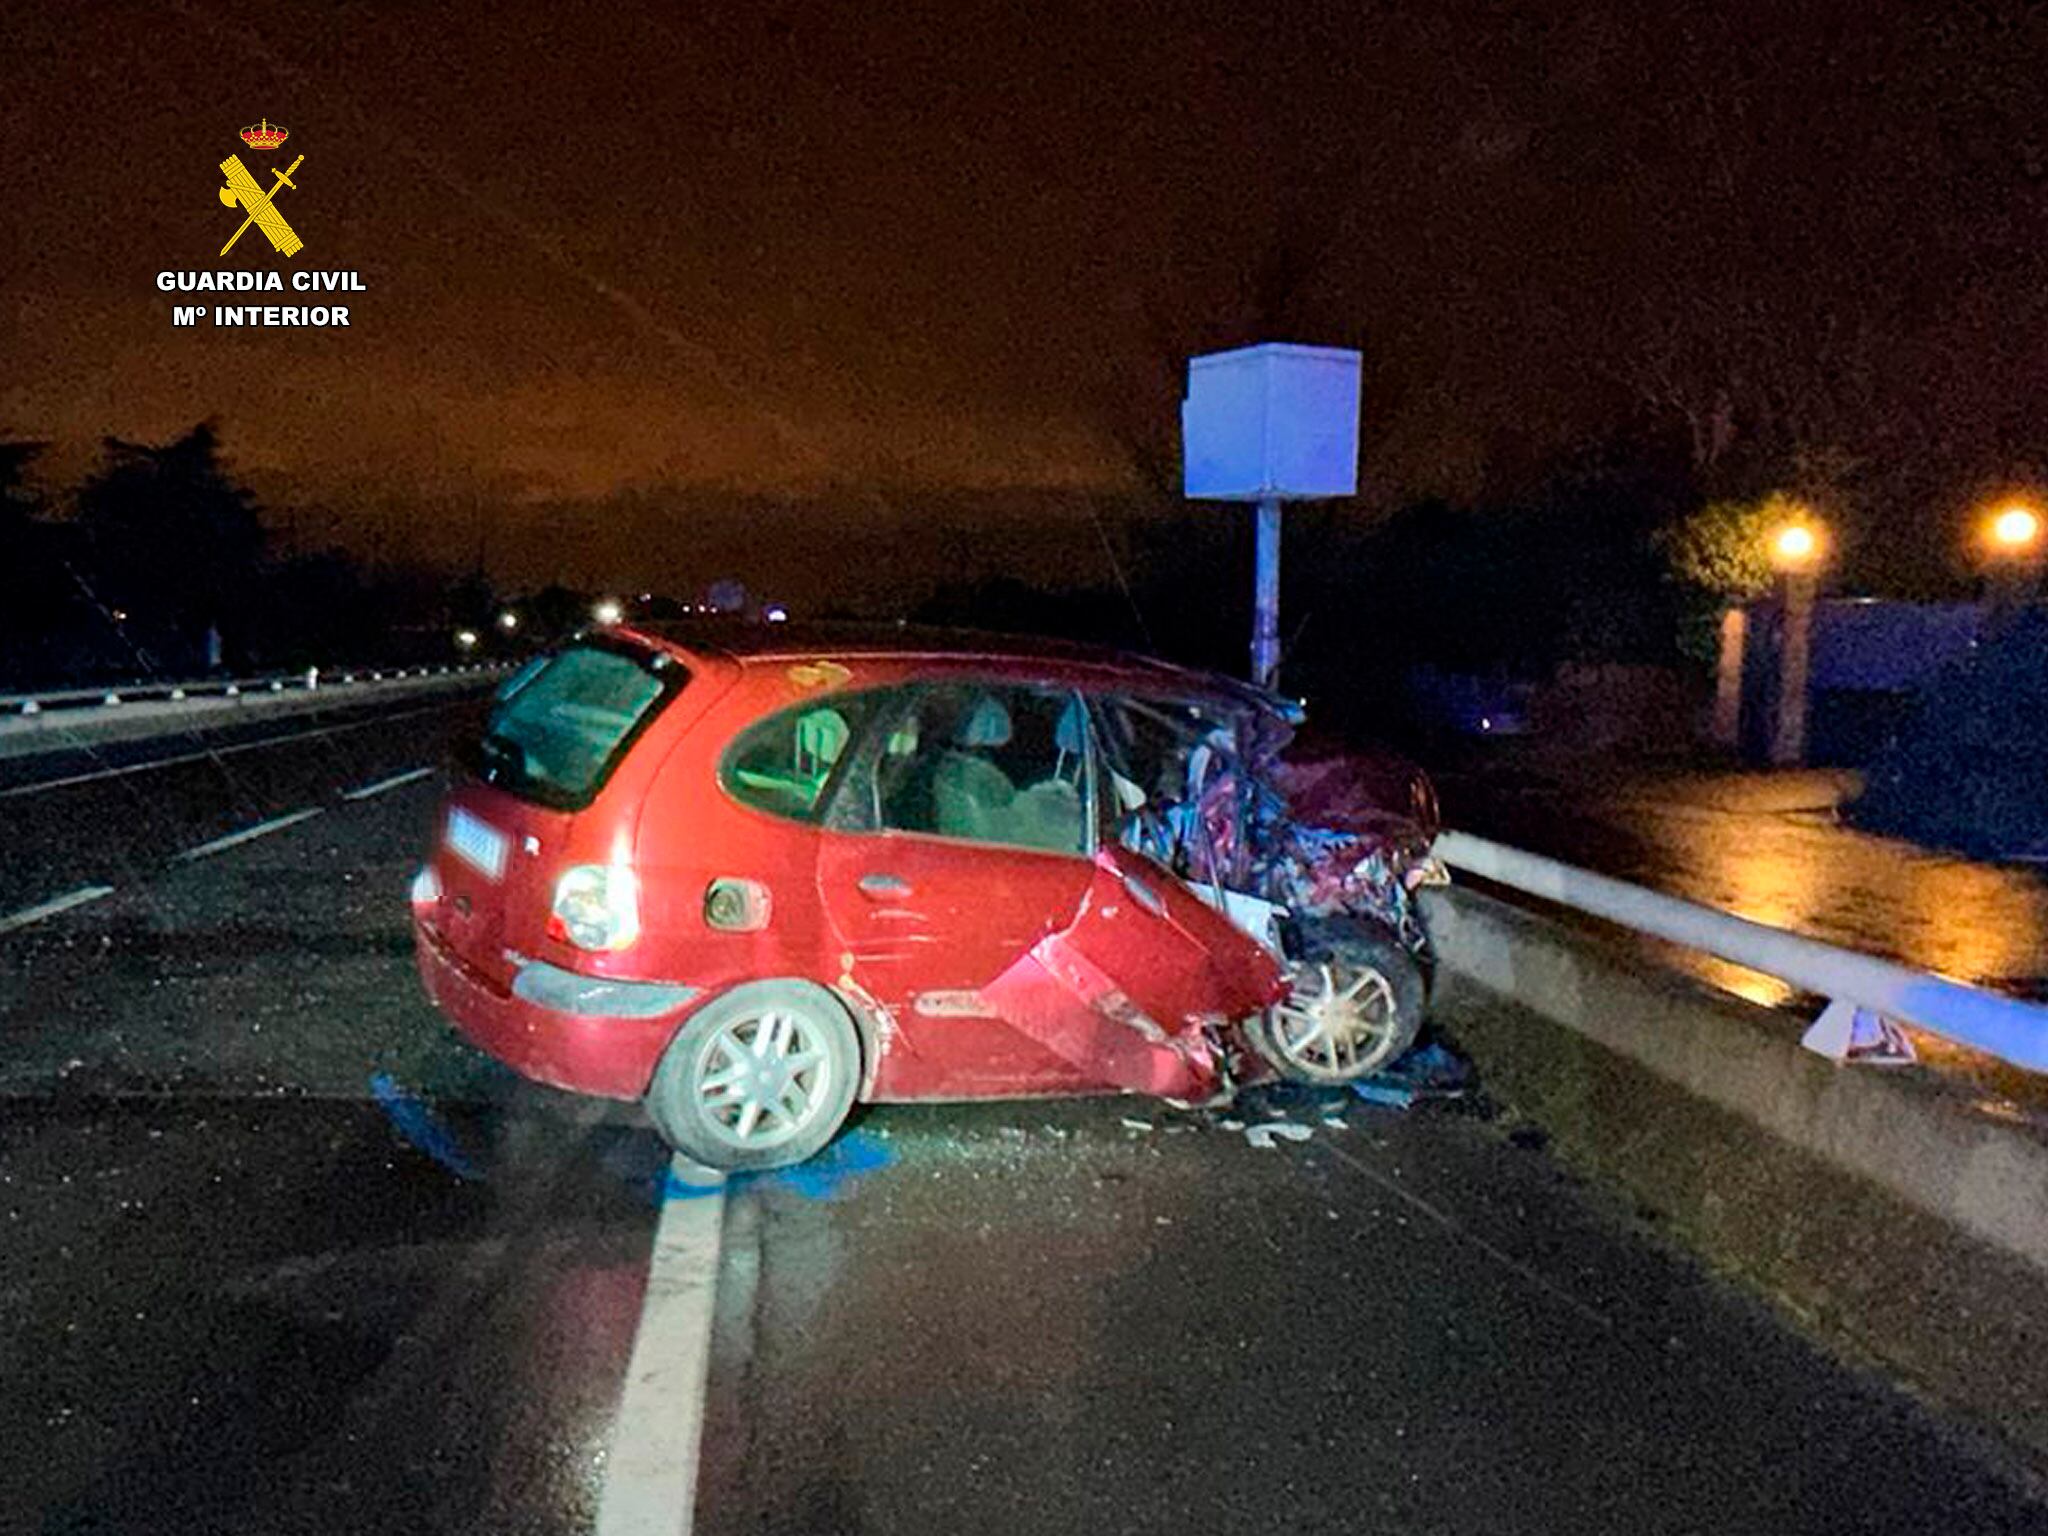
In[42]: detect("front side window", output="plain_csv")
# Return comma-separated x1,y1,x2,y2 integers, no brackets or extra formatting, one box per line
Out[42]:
1094,695,1216,810
468,642,684,810
850,683,1091,855
1092,693,1250,875
721,691,886,822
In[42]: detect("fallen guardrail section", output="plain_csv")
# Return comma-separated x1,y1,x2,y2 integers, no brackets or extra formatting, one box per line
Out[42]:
1421,830,2048,1472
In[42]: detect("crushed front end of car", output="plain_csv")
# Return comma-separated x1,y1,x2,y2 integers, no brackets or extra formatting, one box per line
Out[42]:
1107,695,1444,1089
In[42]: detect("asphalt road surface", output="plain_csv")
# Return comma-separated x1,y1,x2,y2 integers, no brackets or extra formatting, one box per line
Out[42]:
3,703,2042,1533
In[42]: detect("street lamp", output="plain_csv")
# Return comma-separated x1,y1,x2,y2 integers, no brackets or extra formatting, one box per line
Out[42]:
1772,522,1820,569
455,629,478,650
592,598,624,626
1767,513,1824,767
1988,504,2042,554
1983,502,2043,624
497,610,519,632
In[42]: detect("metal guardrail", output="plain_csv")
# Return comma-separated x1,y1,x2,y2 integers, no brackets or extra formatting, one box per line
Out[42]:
1433,828,2048,1074
0,662,510,717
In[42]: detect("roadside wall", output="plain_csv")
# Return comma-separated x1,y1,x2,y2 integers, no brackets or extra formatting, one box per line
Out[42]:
1422,885,2048,1468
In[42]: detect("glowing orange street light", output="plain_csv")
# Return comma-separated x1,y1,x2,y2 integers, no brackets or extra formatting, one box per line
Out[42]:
1771,522,1820,569
1983,503,2043,627
1988,504,2042,554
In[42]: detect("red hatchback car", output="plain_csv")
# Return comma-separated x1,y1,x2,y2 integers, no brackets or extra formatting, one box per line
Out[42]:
412,626,1441,1170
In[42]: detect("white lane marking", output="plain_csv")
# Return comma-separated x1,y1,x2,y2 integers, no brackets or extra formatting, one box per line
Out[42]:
0,699,468,800
595,1167,726,1536
174,807,325,861
341,765,435,801
0,884,116,935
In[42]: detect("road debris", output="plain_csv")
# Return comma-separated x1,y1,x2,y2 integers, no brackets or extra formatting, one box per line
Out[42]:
1244,1122,1314,1149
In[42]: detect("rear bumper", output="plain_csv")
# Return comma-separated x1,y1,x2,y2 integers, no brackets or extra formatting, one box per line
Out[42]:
412,919,691,1101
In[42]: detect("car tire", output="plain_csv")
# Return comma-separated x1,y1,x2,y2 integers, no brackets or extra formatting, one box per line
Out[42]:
646,980,862,1172
1244,917,1426,1084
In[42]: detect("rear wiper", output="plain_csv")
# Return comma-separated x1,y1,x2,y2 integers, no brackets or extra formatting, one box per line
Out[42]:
476,730,524,781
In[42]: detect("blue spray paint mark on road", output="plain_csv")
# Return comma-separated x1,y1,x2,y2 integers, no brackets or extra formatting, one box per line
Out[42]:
773,1128,893,1199
654,1166,726,1202
370,1072,482,1181
653,1128,893,1205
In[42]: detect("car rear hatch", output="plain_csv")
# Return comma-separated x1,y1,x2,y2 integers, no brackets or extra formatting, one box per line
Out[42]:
425,638,690,989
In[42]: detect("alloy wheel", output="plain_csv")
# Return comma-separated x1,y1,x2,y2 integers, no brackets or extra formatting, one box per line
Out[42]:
692,1008,836,1151
1267,959,1402,1080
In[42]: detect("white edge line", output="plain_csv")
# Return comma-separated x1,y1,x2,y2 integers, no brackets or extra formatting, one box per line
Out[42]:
341,765,435,801
0,698,469,800
594,1166,726,1536
175,807,325,861
0,884,116,935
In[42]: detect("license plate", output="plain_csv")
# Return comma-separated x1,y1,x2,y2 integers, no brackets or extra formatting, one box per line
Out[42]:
445,807,508,881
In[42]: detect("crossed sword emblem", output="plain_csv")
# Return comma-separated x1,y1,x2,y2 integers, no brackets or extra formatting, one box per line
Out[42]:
219,153,305,258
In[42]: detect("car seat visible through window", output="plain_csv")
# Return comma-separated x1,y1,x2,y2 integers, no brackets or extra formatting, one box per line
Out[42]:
1003,694,1086,852
932,693,1017,840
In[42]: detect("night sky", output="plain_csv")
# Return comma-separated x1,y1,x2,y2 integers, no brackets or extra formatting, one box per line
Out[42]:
6,0,2047,607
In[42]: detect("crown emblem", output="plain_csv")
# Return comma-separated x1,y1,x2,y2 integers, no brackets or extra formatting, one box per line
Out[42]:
240,118,289,151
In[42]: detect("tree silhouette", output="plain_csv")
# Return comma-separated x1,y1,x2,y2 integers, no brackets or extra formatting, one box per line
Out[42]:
0,439,43,547
0,439,83,684
73,421,266,670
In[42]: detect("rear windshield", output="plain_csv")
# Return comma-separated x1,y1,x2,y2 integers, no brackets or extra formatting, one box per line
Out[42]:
466,642,685,809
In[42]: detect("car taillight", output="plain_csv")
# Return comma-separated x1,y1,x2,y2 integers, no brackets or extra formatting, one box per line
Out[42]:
548,863,641,952
410,864,442,906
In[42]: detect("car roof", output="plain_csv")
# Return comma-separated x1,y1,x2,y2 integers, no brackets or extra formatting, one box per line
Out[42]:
605,620,1302,720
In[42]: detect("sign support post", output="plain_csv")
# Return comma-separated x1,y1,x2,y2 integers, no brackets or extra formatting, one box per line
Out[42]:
1252,497,1282,688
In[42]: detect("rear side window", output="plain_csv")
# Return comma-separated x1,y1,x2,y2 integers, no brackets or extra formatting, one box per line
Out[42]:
855,683,1091,854
470,644,683,809
721,692,886,822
